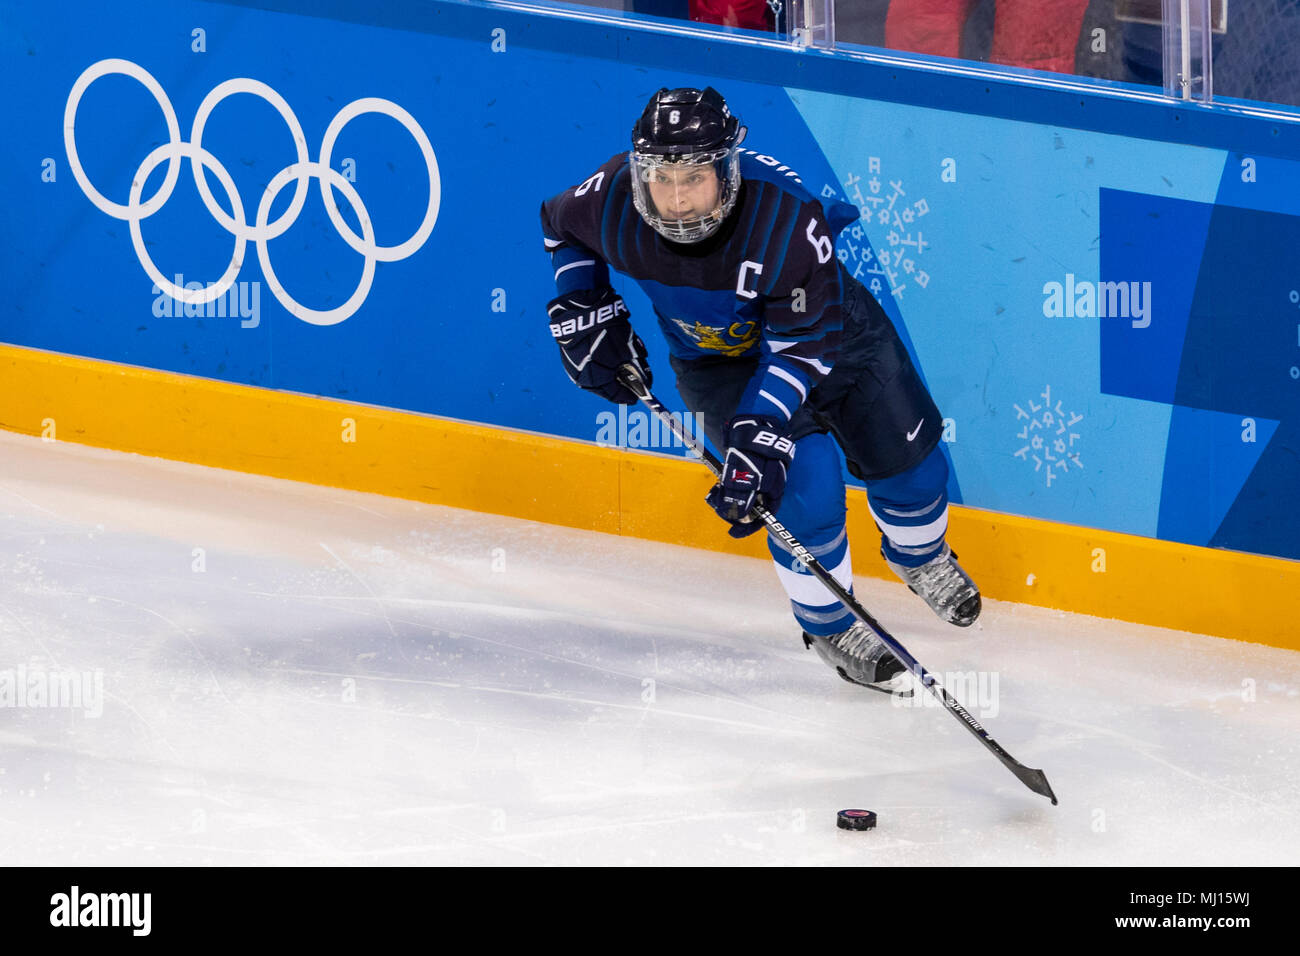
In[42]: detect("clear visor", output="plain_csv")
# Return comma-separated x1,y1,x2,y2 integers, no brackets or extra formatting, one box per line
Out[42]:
630,148,739,244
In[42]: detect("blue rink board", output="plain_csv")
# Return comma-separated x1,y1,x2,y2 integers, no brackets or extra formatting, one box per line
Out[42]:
1,0,1296,559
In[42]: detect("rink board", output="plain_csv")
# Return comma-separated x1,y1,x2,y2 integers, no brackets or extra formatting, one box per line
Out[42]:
2,0,1298,644
2,341,1295,649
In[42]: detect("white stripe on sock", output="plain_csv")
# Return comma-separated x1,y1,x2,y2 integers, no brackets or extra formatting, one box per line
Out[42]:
868,501,949,548
773,547,853,606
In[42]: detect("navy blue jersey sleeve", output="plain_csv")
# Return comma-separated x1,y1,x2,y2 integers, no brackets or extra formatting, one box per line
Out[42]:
539,154,626,295
736,199,848,425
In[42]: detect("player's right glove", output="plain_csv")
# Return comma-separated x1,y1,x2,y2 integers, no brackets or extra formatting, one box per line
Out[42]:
706,415,796,538
546,287,651,405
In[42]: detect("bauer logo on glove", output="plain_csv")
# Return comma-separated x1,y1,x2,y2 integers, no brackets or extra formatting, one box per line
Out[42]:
547,295,630,339
749,429,794,456
706,415,796,538
546,287,652,405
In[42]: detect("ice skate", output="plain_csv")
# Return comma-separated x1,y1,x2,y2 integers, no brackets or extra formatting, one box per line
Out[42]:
803,621,911,695
885,543,981,627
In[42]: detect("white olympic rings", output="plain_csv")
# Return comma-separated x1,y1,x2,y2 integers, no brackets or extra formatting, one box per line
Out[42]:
64,58,440,326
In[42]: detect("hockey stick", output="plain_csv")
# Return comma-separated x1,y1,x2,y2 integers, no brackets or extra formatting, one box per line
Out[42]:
617,364,1058,806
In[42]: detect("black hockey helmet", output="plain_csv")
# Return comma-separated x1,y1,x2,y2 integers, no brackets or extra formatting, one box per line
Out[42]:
631,86,745,157
629,87,747,243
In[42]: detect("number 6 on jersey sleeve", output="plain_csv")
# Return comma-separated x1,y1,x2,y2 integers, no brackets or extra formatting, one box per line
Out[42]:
806,218,833,264
575,171,606,196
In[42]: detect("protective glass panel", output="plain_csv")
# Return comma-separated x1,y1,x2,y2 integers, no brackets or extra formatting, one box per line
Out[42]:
1205,0,1300,112
781,0,835,47
836,0,1161,89
478,0,1300,113
497,0,778,31
1158,0,1216,100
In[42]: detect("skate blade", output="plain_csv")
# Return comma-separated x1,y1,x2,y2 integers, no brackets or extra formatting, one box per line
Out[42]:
836,667,915,698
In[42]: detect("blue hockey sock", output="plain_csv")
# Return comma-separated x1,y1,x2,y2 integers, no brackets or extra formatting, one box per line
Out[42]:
769,433,856,636
866,446,951,569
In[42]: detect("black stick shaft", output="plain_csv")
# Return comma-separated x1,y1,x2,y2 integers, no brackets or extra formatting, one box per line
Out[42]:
617,365,1057,805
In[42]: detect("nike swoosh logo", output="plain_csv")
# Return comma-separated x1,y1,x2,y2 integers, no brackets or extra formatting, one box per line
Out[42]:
906,419,924,442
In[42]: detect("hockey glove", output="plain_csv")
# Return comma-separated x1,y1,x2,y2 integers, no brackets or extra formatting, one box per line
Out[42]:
706,415,796,538
547,288,651,405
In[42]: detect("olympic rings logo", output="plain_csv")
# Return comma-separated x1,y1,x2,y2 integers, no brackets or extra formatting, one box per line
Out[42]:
64,58,440,327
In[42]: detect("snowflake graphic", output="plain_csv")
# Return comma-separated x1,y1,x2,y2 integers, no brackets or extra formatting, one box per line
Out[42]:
822,156,932,303
1012,385,1084,488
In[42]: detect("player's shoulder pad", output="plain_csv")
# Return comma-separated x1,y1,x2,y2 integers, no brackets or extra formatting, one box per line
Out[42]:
737,150,817,200
738,150,858,237
541,152,630,247
553,152,629,206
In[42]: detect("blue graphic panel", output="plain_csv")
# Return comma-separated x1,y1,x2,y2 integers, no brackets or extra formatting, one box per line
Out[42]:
1157,406,1278,547
1099,187,1300,558
1173,201,1300,558
791,91,1228,540
1098,189,1214,406
1214,153,1300,218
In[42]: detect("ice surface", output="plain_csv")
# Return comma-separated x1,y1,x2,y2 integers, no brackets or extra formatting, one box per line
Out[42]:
1,429,1297,865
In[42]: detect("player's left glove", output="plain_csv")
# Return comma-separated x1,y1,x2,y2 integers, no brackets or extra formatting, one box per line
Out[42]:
706,415,796,538
547,288,651,405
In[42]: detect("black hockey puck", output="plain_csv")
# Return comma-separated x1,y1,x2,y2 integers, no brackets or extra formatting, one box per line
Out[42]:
836,809,877,831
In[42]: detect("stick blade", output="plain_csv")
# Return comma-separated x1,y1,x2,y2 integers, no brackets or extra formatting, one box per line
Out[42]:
1012,764,1059,805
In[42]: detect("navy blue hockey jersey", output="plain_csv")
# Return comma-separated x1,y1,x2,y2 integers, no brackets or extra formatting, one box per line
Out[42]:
540,151,859,425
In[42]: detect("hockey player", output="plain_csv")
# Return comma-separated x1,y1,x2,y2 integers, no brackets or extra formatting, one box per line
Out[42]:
540,87,980,692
